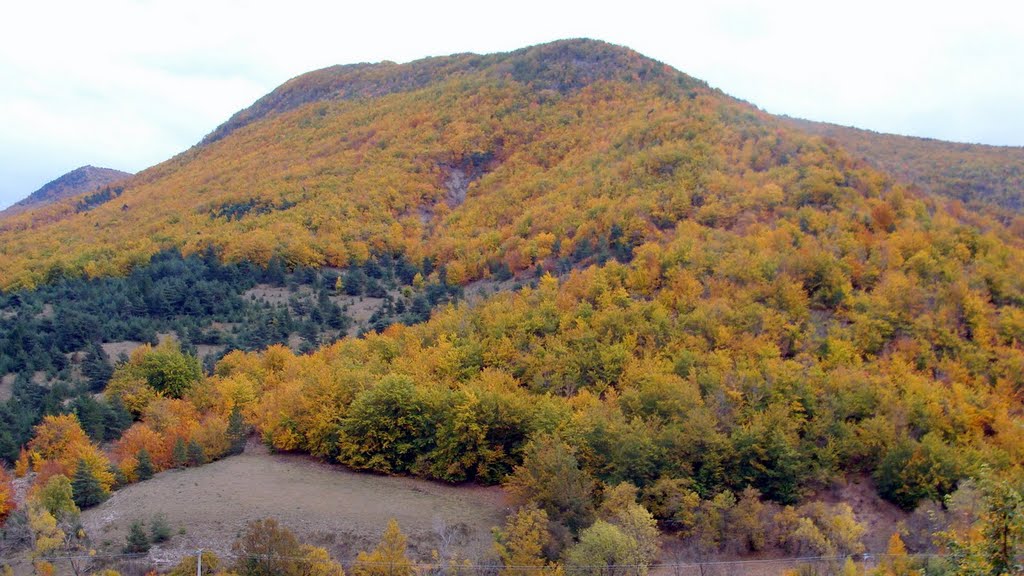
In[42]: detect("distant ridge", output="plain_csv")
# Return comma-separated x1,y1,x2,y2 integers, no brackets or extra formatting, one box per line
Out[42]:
782,117,1024,211
3,165,132,216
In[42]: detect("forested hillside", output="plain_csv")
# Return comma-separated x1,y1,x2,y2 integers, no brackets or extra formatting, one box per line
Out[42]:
2,39,1023,573
785,117,1024,212
0,249,460,460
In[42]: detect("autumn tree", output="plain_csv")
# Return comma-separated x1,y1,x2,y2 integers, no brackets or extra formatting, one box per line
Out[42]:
113,423,167,478
693,491,735,554
27,414,115,492
428,385,532,483
27,475,85,573
942,473,1024,576
232,518,301,576
27,501,64,560
191,413,231,461
597,483,659,573
134,339,203,398
505,434,596,532
167,550,222,576
27,414,90,468
640,478,700,536
36,475,79,522
352,519,414,576
769,502,866,558
0,468,14,524
564,520,633,576
228,516,344,576
727,487,767,553
338,376,436,474
106,340,203,413
493,505,556,576
872,533,915,576
299,544,346,576
979,478,1024,576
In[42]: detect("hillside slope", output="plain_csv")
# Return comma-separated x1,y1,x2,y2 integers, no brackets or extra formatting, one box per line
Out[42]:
81,441,506,564
784,117,1024,212
1,165,131,217
4,38,1024,518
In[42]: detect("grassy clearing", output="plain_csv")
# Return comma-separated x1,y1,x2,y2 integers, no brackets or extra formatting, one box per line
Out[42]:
81,440,508,569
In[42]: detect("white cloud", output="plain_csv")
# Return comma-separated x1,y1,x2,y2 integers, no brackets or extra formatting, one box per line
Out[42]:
1,0,1021,208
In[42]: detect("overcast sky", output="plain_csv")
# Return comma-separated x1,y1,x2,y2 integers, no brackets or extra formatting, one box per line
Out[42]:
1,0,1021,208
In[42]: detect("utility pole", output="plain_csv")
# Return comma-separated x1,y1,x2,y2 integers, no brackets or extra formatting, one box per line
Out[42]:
197,548,203,576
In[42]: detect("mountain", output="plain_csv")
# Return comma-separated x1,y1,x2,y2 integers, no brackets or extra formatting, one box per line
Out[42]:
783,117,1024,212
0,38,863,289
1,165,131,217
2,40,1024,554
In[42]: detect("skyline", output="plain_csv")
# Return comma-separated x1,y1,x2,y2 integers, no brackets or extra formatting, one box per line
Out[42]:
2,0,1022,208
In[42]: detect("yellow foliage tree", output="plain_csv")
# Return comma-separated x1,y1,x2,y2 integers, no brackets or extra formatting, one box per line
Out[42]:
0,467,13,523
28,503,65,558
493,505,555,576
353,519,414,576
27,414,90,466
114,423,169,476
26,414,115,491
300,544,347,576
873,532,918,576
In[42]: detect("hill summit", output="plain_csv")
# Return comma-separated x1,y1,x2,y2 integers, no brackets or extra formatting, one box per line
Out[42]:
202,39,695,144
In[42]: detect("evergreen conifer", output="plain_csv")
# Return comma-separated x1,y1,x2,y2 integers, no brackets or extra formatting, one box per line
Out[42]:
71,458,108,508
136,448,154,480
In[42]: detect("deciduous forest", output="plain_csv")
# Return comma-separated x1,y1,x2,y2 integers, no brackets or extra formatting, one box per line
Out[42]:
1,39,1022,575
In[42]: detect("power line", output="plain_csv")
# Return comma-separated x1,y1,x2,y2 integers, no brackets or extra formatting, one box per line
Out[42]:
37,551,945,569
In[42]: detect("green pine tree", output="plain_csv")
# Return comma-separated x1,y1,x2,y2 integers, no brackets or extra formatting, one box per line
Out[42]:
124,520,150,554
71,458,108,509
186,440,206,467
136,448,155,480
150,513,171,543
103,396,134,442
172,437,188,468
226,405,248,455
